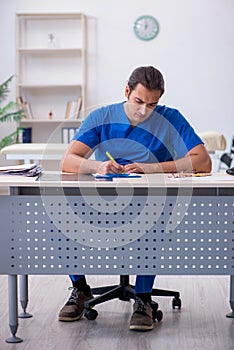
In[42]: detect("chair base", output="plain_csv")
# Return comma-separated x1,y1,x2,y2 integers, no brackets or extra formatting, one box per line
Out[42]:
84,275,181,312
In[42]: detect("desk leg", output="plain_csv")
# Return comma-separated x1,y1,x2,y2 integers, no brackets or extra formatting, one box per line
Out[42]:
226,275,234,318
19,275,33,318
6,275,23,343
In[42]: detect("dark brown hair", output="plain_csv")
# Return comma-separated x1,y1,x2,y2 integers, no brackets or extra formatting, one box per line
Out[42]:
127,66,165,96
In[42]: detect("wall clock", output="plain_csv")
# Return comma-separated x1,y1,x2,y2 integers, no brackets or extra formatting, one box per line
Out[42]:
133,15,159,41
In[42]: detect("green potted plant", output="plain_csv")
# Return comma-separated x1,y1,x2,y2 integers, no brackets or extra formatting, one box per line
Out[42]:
0,75,25,149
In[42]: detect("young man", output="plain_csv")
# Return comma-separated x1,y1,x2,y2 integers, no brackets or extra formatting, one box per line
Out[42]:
59,66,211,331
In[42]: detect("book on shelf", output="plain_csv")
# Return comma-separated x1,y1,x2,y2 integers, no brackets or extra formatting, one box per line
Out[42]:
65,96,82,119
16,96,23,106
75,96,82,119
61,127,79,144
17,96,33,119
23,101,33,119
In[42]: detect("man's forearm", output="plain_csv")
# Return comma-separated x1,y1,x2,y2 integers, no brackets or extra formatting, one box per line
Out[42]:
61,154,101,174
126,153,211,174
154,153,212,173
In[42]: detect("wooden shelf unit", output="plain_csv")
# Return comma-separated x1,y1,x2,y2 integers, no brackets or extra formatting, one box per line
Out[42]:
15,13,87,142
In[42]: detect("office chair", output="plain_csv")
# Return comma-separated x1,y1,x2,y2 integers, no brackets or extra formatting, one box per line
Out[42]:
84,275,181,322
198,131,227,172
219,134,234,170
198,131,227,154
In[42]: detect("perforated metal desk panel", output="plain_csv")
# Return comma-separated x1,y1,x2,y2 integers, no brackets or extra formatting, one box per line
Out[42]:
1,172,234,342
0,172,234,276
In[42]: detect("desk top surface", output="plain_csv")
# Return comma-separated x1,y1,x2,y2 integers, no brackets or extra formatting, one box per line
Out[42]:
0,171,234,189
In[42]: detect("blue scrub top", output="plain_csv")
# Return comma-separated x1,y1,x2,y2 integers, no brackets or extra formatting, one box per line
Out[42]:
73,102,202,165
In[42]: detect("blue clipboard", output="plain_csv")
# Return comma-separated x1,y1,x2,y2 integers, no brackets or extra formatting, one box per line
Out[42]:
92,173,142,179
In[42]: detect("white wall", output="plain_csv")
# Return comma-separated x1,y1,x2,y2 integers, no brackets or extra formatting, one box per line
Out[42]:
1,0,234,153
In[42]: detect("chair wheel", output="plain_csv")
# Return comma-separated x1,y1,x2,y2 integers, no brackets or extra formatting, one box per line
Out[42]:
84,308,98,320
172,297,182,310
151,300,163,322
150,300,159,310
155,309,163,322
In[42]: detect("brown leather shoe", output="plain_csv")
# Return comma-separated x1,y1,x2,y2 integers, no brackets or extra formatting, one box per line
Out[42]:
58,287,93,322
129,298,154,331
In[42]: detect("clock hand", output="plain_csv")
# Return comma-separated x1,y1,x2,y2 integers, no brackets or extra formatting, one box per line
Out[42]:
144,19,148,30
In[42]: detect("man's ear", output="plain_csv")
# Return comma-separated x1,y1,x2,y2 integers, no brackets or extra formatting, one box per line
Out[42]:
125,85,130,99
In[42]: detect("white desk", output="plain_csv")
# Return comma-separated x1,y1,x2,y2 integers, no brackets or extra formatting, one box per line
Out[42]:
1,172,234,343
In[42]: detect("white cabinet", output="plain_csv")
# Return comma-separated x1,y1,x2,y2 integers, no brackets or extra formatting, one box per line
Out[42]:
15,13,86,142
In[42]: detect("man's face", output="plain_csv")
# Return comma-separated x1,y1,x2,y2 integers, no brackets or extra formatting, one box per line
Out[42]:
124,83,161,126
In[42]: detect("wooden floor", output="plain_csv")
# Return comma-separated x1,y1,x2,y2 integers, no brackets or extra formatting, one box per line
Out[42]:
0,274,233,350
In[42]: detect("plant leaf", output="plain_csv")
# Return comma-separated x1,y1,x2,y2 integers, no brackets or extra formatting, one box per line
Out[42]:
0,75,14,104
0,128,21,149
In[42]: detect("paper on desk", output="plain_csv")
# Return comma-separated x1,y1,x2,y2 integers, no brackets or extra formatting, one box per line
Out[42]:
168,173,234,181
0,163,42,177
168,173,212,178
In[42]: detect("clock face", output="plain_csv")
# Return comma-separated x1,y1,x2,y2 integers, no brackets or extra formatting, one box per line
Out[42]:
133,15,159,41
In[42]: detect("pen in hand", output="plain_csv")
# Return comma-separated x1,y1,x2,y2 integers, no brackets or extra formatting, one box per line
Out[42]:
105,151,125,173
106,151,118,164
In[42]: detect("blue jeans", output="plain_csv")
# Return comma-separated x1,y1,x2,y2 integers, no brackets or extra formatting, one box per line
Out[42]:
69,274,156,294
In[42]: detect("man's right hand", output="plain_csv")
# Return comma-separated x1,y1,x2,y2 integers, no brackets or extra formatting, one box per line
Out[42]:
97,160,124,175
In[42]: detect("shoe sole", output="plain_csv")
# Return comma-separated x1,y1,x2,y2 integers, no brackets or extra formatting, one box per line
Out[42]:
129,324,153,331
58,311,84,322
